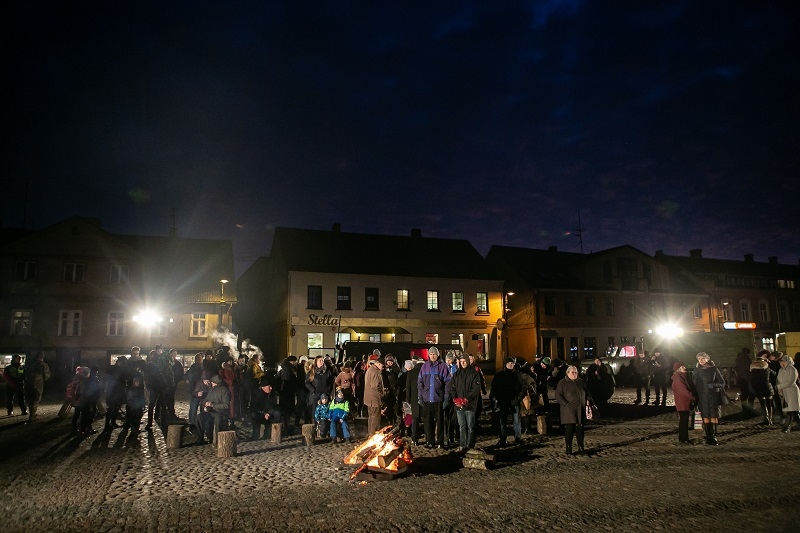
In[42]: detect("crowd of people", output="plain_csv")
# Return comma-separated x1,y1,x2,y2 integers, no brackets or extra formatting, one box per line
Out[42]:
7,343,799,455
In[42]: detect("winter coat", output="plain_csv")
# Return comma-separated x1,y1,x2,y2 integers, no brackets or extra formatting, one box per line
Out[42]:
776,357,800,411
306,366,333,406
278,360,297,395
447,366,482,412
489,369,525,407
247,359,265,384
692,362,725,419
23,359,51,393
417,359,451,404
405,363,423,416
749,359,774,398
185,362,203,393
329,398,350,418
3,363,24,391
77,374,101,409
334,368,356,397
314,403,330,422
671,371,696,412
555,377,589,425
517,371,537,416
362,365,385,408
105,364,127,407
633,356,653,378
251,387,279,417
205,384,231,416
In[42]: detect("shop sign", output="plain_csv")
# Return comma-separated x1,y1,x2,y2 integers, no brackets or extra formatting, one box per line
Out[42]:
308,314,340,326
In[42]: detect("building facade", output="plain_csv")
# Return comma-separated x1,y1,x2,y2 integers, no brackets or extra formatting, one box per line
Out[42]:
0,217,236,381
236,225,506,370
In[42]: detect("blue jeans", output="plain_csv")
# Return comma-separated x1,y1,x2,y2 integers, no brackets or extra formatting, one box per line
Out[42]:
498,404,521,440
329,413,350,439
455,408,476,449
188,396,202,427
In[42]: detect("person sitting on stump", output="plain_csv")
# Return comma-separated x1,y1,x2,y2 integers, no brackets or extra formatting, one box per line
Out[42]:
250,377,282,440
196,375,231,445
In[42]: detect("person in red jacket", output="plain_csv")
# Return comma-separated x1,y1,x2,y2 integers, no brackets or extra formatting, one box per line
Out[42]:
671,362,697,444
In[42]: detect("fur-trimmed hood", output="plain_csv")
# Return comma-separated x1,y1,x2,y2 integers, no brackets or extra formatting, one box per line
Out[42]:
750,359,769,371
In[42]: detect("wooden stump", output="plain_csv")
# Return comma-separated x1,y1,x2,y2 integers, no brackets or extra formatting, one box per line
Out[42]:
166,424,183,449
270,423,282,444
217,430,237,458
301,423,316,447
463,449,495,470
537,415,548,435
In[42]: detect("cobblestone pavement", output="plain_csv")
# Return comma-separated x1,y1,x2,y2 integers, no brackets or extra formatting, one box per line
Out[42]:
1,386,798,532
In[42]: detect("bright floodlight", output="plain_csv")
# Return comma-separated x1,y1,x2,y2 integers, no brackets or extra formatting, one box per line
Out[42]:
654,324,684,338
133,311,163,326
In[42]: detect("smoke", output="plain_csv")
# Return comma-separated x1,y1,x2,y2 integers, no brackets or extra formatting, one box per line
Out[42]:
211,327,239,358
241,338,263,361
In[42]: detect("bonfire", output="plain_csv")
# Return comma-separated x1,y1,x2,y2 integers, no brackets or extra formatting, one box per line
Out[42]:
343,425,413,482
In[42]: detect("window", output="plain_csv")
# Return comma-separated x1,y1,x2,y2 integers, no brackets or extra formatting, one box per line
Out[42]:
648,300,656,317
365,288,379,311
476,292,488,313
680,301,688,316
583,337,596,359
308,333,323,350
59,310,82,336
452,333,463,347
426,290,439,311
12,310,32,336
368,334,380,342
337,287,351,310
425,333,439,344
63,263,85,282
740,301,751,322
154,321,168,337
396,289,409,311
604,299,615,317
307,285,322,309
109,264,129,284
778,302,789,323
190,313,207,337
693,306,702,319
107,311,125,336
618,258,638,290
564,297,575,316
722,301,732,321
569,337,578,361
585,297,595,316
544,296,556,315
608,337,616,350
778,279,796,289
452,291,464,312
761,336,775,352
627,300,635,317
15,261,36,281
758,301,770,322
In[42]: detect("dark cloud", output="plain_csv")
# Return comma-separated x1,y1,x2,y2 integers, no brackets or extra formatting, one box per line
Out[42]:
4,1,799,273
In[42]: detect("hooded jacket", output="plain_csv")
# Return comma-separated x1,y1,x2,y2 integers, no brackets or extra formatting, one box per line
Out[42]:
776,356,800,411
749,359,775,398
417,359,451,403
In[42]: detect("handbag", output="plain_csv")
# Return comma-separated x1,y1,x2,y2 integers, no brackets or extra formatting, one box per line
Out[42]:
522,393,532,411
585,404,596,420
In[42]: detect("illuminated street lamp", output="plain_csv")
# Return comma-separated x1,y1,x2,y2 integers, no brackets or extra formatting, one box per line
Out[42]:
220,279,229,303
133,310,163,352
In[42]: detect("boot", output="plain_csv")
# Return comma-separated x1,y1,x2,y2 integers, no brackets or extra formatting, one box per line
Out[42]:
576,424,585,453
565,441,572,455
707,423,719,445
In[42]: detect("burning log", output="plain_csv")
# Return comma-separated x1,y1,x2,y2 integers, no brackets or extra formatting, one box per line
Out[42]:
344,425,413,482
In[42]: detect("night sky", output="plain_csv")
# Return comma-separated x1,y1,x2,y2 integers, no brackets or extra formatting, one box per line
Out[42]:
5,1,799,275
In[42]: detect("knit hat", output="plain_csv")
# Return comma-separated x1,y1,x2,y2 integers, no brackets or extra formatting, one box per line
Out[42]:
428,347,440,358
672,362,683,372
210,375,222,384
320,393,328,401
542,357,551,365
505,357,515,365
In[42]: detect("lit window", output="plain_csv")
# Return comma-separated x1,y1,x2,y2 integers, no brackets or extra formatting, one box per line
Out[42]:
427,290,439,311
308,333,323,350
396,289,409,311
12,310,32,336
191,313,207,337
476,292,488,313
451,291,464,312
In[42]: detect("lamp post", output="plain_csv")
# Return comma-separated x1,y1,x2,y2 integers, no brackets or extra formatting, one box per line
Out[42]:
503,291,515,357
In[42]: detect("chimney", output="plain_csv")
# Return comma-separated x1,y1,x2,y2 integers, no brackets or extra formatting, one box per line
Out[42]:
548,246,557,252
744,253,754,262
332,223,341,233
768,256,778,265
689,249,702,258
410,228,422,238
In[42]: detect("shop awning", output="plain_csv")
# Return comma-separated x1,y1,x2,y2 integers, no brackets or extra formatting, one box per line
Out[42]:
345,326,410,335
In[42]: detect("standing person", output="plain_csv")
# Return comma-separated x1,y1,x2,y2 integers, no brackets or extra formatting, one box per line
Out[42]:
671,362,697,444
278,356,298,427
735,348,754,413
103,357,127,431
555,365,592,454
405,356,424,445
468,354,487,425
489,357,526,446
23,351,51,422
382,354,400,427
334,361,356,404
143,350,168,430
750,351,775,425
184,353,205,429
166,348,183,420
417,347,451,449
78,366,102,435
692,352,726,445
306,356,333,424
650,351,669,406
123,347,147,431
443,352,459,445
397,360,413,437
448,354,481,452
585,358,614,407
532,356,551,410
632,351,653,405
363,357,386,435
776,354,800,433
219,356,239,422
767,352,784,425
3,354,27,416
314,393,331,438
